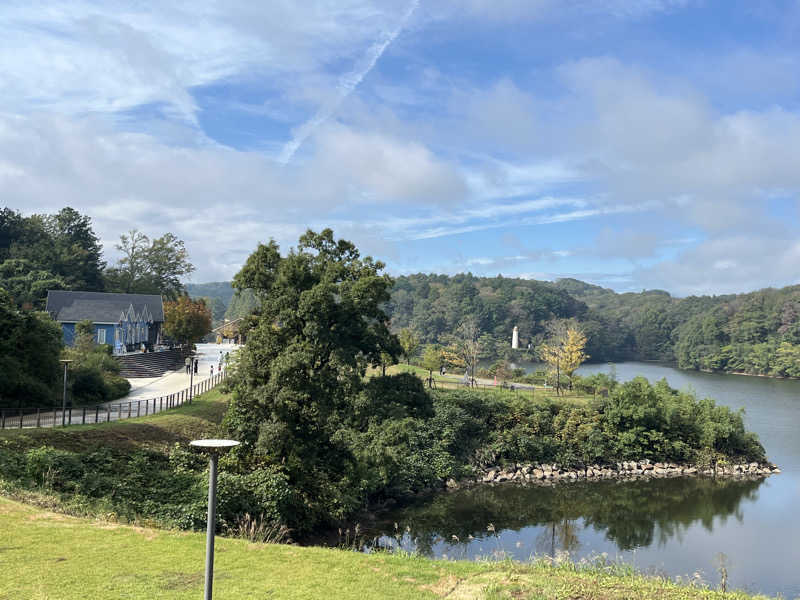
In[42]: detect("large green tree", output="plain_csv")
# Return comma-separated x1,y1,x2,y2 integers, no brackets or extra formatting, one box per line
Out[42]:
225,229,401,527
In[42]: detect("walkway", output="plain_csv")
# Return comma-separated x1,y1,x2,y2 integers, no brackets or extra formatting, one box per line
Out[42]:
115,343,240,403
0,343,241,429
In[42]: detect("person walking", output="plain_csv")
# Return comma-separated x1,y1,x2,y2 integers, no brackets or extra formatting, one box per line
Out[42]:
210,364,214,378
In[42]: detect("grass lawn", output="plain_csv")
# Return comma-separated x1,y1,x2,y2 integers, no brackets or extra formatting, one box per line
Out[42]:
0,496,772,600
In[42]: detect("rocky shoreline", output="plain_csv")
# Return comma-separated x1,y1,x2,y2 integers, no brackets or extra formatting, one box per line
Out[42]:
447,459,781,489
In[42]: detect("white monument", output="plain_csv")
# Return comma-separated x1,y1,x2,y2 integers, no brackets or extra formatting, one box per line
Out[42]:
512,325,519,349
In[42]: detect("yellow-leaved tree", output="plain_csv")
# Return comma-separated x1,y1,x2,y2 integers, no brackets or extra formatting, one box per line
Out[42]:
538,321,589,395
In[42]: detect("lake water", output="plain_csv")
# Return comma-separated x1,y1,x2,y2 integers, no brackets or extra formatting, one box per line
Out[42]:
368,362,800,598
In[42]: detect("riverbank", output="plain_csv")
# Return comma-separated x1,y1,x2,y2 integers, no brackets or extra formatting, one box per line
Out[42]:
463,459,780,489
0,496,776,599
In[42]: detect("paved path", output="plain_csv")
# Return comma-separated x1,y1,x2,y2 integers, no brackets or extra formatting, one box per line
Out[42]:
116,342,241,403
1,343,241,429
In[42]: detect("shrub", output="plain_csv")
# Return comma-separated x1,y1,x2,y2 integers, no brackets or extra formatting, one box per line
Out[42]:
24,446,84,491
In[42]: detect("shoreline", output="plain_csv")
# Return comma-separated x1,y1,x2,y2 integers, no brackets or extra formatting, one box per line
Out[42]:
450,458,780,489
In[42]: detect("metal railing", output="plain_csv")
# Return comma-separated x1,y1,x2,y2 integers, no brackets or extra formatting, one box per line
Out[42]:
0,372,227,430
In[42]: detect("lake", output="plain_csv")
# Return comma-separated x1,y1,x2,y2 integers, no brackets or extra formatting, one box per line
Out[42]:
366,362,800,598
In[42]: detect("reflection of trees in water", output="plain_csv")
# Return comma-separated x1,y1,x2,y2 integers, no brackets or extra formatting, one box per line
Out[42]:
367,477,763,555
535,519,580,557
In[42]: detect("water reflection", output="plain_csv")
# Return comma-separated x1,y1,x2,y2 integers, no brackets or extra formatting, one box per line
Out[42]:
366,476,764,557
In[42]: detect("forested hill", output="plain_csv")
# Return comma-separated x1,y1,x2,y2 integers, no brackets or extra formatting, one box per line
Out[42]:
385,273,634,363
185,281,257,325
186,272,800,376
386,274,800,375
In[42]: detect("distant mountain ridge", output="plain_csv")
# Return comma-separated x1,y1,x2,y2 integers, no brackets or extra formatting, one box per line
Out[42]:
185,281,257,323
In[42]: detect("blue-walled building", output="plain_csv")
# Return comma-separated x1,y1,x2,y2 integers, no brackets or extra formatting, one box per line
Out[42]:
46,291,164,354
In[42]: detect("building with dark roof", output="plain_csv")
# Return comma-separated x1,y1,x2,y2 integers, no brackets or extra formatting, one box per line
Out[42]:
46,290,164,353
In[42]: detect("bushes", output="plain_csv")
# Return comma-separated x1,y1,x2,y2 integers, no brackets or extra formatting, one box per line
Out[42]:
65,321,130,405
429,377,765,469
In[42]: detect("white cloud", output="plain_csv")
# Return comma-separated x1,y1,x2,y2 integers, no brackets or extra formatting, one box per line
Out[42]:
635,236,800,295
557,57,800,232
279,0,420,163
0,1,411,125
309,123,467,204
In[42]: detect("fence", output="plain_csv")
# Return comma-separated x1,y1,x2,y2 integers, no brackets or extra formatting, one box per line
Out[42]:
0,372,227,430
427,378,535,394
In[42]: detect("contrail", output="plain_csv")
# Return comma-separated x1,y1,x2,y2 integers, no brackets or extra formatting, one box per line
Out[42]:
278,0,420,164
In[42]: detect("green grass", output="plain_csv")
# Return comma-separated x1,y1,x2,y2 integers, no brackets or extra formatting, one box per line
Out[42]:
0,388,228,454
0,496,773,600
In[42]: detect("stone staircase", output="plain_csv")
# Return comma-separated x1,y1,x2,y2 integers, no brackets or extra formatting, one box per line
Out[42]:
115,348,185,378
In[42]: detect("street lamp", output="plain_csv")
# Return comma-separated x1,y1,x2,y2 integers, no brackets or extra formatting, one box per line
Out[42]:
187,353,195,402
59,359,73,426
190,439,240,600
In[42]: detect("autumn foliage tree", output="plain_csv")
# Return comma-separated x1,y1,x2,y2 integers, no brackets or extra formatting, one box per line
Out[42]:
398,327,420,365
163,296,212,347
538,321,589,395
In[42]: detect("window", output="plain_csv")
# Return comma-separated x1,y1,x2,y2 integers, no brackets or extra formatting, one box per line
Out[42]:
97,328,106,344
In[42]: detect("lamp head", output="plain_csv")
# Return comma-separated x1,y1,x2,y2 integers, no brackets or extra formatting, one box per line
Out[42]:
190,439,240,454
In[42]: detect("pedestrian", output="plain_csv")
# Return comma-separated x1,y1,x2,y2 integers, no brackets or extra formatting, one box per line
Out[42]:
210,364,214,377
185,356,191,374
194,358,198,374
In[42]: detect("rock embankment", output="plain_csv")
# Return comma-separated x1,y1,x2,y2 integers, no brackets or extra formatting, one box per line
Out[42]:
450,459,780,489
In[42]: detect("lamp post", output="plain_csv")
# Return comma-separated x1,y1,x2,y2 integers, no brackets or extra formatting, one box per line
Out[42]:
187,353,195,402
59,359,73,427
190,439,240,600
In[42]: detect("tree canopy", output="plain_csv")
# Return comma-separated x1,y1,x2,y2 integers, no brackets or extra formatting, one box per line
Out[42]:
0,289,62,407
0,207,105,308
163,296,212,347
104,229,194,299
225,229,402,527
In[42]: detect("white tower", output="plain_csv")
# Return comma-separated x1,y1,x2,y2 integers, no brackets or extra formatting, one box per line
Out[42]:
512,325,519,349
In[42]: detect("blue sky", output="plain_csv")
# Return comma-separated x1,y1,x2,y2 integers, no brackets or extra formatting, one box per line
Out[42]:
3,0,800,295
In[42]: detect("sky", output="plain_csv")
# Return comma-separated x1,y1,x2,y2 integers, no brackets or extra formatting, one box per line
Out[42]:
3,0,800,296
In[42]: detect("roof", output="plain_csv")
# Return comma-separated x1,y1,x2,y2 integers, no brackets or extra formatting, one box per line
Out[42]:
211,317,244,333
46,291,164,323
